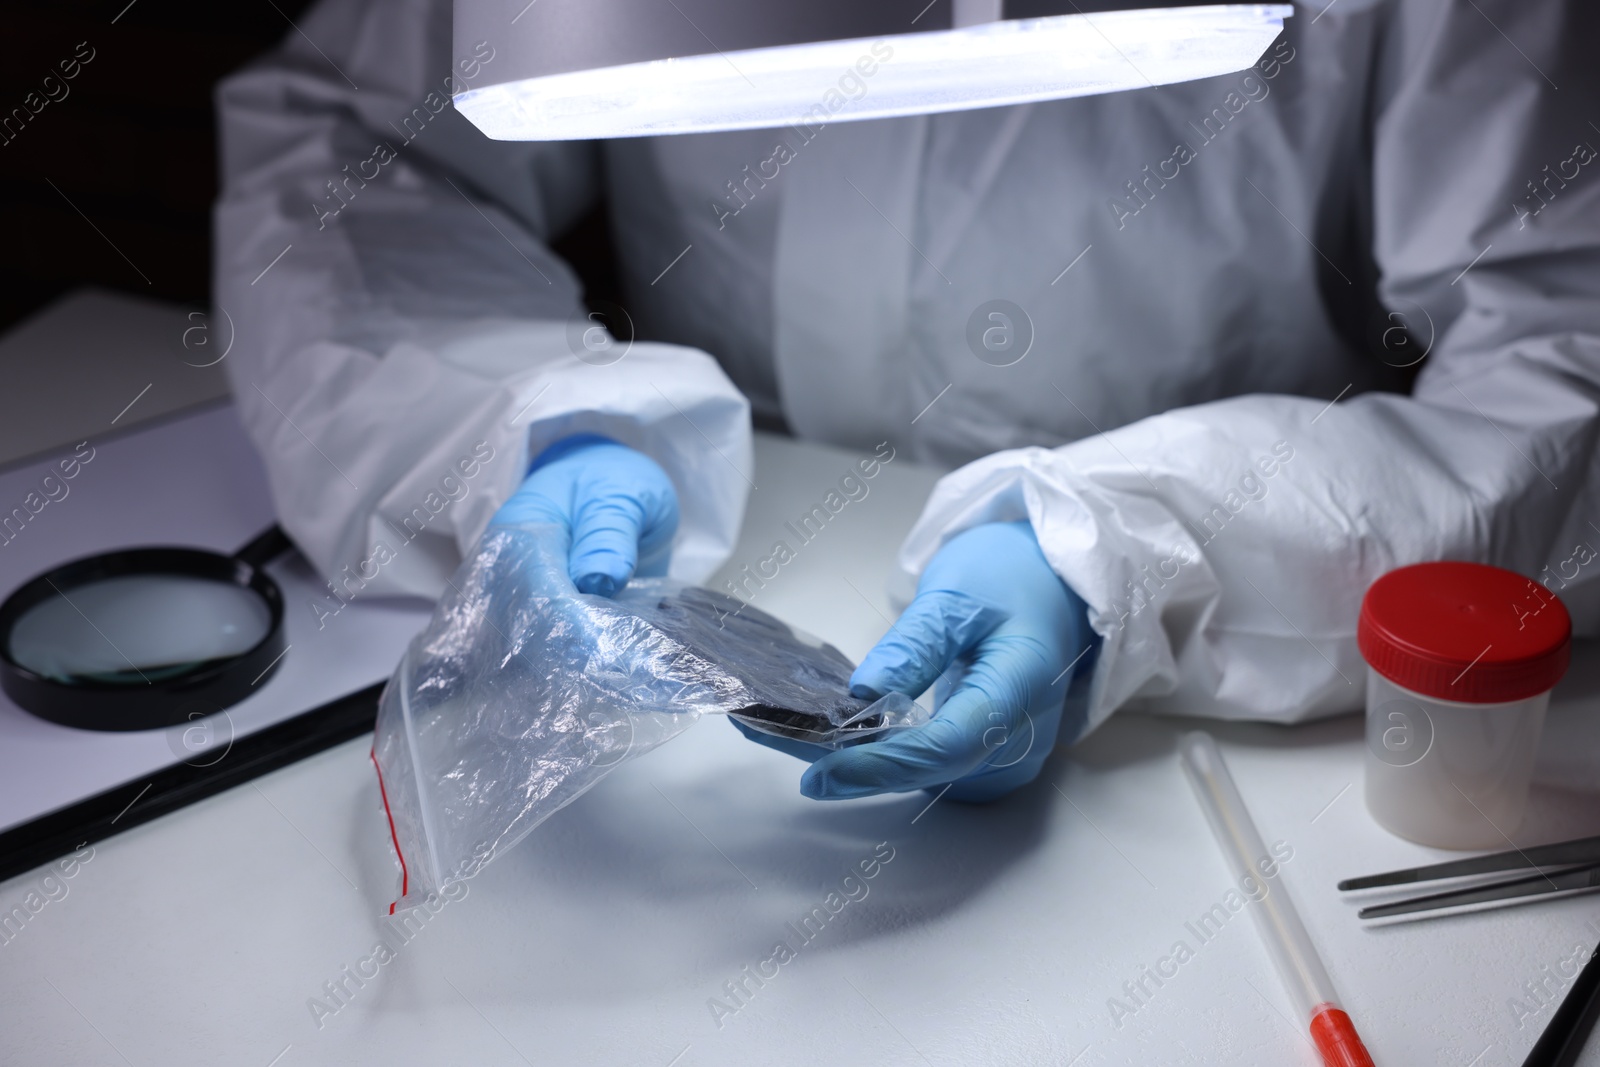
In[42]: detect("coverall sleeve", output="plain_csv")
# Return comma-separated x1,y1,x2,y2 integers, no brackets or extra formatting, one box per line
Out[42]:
896,1,1600,732
214,0,751,600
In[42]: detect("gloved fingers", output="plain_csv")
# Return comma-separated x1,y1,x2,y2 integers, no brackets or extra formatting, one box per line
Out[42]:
567,494,650,596
489,437,682,594
850,589,1005,701
798,675,1012,797
728,717,833,763
569,467,681,598
942,679,1065,801
799,703,987,799
805,629,1065,799
799,698,1056,800
488,484,568,529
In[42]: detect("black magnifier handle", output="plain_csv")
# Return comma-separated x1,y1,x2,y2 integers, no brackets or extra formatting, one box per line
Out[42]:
233,525,295,570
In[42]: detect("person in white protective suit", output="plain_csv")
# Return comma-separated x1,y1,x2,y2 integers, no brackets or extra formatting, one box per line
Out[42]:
215,0,1600,801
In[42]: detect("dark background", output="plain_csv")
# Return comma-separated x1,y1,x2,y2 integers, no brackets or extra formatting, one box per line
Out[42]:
2,0,623,338
0,1,323,333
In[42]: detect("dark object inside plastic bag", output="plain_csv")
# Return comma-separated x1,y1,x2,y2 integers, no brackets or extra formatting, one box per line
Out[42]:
642,586,887,743
371,523,924,912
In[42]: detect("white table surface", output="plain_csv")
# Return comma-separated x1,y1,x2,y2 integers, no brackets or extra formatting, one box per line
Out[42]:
0,326,1597,1066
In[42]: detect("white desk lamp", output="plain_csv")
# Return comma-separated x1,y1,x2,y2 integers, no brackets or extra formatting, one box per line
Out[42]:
452,1,1294,141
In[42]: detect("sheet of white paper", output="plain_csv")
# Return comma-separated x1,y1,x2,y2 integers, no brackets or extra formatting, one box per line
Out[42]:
0,403,434,833
0,287,231,469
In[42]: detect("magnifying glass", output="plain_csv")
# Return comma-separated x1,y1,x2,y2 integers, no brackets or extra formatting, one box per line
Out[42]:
0,526,293,731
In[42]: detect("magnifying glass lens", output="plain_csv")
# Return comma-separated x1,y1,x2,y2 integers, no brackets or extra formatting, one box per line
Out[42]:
7,575,274,686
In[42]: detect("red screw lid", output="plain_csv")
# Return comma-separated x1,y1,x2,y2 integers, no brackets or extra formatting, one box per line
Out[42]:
1358,562,1571,704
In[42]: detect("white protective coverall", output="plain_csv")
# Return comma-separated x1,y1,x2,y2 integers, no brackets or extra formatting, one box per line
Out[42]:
215,0,1600,736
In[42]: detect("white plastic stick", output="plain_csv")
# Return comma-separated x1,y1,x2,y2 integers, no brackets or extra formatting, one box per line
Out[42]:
1178,731,1375,1066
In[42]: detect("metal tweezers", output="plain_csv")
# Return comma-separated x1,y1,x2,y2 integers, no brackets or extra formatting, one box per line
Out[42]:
1339,834,1600,920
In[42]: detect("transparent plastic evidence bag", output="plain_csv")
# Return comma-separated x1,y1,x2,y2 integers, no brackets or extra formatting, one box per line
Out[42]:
372,523,922,911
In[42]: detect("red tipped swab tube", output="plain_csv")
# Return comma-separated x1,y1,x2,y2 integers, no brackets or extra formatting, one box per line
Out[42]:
1179,731,1377,1067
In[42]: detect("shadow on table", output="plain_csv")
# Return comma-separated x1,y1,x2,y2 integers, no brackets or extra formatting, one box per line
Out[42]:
516,753,1057,919
405,741,1068,1012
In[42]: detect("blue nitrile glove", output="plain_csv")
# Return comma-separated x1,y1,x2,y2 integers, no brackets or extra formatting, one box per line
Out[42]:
489,434,679,596
732,521,1092,802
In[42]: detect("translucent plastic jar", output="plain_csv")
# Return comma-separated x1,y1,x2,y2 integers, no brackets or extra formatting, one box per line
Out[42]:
1358,562,1571,850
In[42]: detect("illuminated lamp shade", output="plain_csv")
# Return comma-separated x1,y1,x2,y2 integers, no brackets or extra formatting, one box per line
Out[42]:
452,0,1295,141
